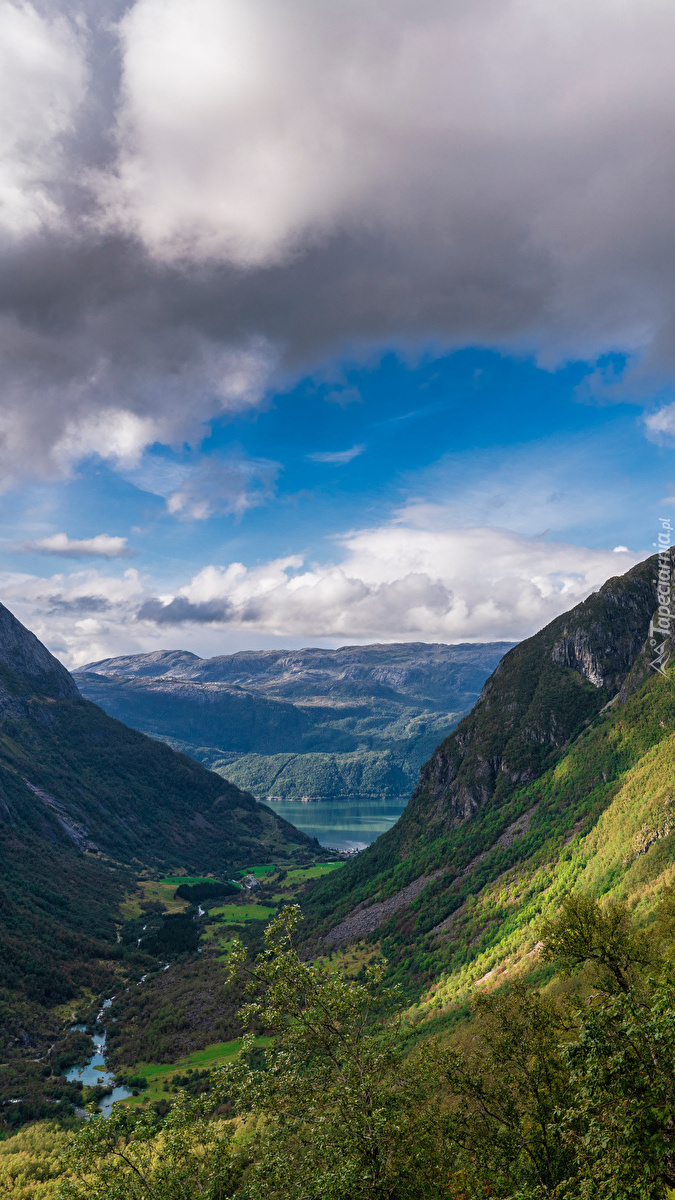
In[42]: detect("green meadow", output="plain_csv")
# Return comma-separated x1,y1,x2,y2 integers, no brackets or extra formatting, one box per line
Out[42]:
121,1037,272,1109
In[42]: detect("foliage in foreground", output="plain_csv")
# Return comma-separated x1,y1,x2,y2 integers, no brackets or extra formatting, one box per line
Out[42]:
58,898,675,1199
0,1120,72,1199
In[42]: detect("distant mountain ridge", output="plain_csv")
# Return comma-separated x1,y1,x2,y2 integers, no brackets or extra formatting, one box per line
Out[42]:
74,642,515,801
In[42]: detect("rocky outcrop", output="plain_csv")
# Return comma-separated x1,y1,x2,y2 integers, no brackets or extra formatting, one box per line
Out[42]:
24,780,100,853
324,868,447,946
0,601,78,705
401,555,659,830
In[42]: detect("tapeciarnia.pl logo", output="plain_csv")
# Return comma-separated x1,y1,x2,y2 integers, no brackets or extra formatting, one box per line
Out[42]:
650,518,674,678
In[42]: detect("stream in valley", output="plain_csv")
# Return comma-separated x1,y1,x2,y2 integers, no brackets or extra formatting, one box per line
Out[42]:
62,796,398,1121
66,1001,132,1115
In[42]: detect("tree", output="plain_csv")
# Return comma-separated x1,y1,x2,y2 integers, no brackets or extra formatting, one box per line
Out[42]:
57,1092,241,1200
219,904,447,1200
540,893,652,993
438,984,574,1198
542,892,675,1199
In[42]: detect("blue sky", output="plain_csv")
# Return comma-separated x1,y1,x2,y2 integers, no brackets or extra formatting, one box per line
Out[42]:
5,348,670,579
2,345,672,665
2,0,675,664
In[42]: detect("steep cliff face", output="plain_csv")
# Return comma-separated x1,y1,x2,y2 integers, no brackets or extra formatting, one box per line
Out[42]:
406,555,656,829
0,602,79,716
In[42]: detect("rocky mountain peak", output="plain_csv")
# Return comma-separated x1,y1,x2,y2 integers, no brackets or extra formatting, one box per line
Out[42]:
407,554,659,827
0,601,79,708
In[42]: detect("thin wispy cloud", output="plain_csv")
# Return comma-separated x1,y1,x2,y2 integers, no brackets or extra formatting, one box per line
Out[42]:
19,533,130,559
122,452,280,519
308,445,365,466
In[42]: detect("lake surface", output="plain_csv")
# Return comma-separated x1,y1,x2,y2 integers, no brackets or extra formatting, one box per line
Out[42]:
260,796,409,851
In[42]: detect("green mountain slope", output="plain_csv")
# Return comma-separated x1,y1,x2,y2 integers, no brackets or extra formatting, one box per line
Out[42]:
0,600,317,876
302,555,671,1006
0,601,320,1128
74,642,513,801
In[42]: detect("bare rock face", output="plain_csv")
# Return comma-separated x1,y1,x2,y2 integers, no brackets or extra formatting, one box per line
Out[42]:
403,555,659,830
0,602,78,712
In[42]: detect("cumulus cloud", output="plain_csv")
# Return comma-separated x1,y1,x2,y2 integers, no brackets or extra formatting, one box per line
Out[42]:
0,0,675,481
0,0,86,237
0,566,146,665
137,521,643,642
19,532,129,558
0,510,645,666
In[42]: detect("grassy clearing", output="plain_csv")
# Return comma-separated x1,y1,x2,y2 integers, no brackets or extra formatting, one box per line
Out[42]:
122,1038,272,1109
120,879,191,919
242,864,278,877
202,903,276,957
205,903,276,925
284,862,344,884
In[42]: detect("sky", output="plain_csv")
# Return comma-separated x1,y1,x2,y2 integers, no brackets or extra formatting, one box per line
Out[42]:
1,0,675,666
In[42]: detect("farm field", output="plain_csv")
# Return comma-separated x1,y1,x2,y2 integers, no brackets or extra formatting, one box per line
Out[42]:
205,902,276,924
122,1037,272,1110
282,862,345,883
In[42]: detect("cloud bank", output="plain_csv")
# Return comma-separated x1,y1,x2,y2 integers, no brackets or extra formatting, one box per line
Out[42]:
1,0,675,484
0,510,642,666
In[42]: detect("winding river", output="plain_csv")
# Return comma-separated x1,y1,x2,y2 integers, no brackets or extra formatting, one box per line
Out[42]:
66,1001,132,1116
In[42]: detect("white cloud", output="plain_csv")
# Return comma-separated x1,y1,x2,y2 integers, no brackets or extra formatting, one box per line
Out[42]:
308,444,365,465
0,325,279,487
0,514,647,667
138,520,644,642
0,0,86,237
644,403,675,444
93,0,675,363
3,0,675,483
20,533,129,558
53,409,161,471
0,567,147,666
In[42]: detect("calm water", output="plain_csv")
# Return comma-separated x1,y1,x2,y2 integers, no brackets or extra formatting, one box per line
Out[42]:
260,796,408,852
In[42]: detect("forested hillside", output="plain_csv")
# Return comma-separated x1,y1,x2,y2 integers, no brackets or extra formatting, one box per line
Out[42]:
0,601,319,1128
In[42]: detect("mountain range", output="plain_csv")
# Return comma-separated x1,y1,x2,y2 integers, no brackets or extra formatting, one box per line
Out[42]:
73,642,513,801
3,550,672,1138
